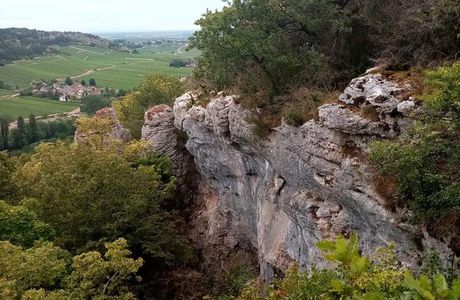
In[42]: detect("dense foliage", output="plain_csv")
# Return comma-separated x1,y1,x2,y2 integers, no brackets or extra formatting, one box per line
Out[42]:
190,0,346,102
113,74,184,138
370,63,460,244
15,136,189,262
0,116,76,151
190,0,460,108
0,28,111,65
0,200,54,248
0,109,193,298
0,238,142,299
0,152,18,201
80,95,112,115
235,235,460,299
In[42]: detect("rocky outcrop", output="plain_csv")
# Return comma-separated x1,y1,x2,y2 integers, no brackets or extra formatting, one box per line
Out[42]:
74,107,131,142
144,74,451,279
142,104,197,198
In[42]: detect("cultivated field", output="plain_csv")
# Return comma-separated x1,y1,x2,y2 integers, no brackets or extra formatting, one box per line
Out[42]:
0,89,14,97
0,42,198,90
0,96,79,119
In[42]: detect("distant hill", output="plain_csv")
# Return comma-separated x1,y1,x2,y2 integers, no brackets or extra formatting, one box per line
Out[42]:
0,28,130,65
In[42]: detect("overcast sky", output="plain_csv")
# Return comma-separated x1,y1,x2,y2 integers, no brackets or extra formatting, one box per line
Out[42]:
0,0,225,32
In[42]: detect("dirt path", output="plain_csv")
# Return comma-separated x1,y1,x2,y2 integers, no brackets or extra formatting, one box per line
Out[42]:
61,65,116,81
71,70,93,79
97,65,116,71
69,46,101,54
176,43,188,55
9,107,82,130
125,57,154,61
0,93,20,100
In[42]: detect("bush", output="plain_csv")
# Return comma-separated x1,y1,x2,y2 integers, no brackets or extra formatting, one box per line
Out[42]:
80,95,111,115
190,0,460,107
113,74,184,138
249,116,272,139
423,62,460,126
15,134,190,262
235,234,460,300
370,62,460,243
169,59,190,68
190,0,347,101
0,200,54,248
357,0,460,68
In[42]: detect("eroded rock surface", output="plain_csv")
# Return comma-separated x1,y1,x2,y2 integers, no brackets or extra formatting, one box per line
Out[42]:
147,75,451,278
142,104,197,197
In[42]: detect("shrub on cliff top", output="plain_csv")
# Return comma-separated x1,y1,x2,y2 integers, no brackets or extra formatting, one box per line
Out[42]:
190,0,460,108
113,74,183,138
190,0,349,105
370,62,460,246
235,234,460,300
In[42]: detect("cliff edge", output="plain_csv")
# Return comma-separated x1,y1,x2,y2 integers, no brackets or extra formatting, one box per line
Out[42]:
142,74,452,279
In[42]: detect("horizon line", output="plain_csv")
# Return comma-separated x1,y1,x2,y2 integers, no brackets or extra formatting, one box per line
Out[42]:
0,27,199,34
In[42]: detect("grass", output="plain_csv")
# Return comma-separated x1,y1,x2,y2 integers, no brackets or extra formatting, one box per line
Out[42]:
0,96,79,119
0,43,199,90
0,89,15,97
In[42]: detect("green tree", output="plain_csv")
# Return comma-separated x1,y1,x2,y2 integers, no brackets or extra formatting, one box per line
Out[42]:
80,79,86,86
190,0,349,101
89,78,97,86
15,134,188,261
64,77,73,86
113,74,183,138
80,95,111,115
11,116,27,149
65,238,143,299
0,241,70,296
0,152,18,201
28,114,38,143
0,200,54,248
0,239,143,299
0,118,10,150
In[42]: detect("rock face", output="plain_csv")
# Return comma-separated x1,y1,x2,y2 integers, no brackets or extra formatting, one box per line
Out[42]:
142,104,197,197
144,74,450,278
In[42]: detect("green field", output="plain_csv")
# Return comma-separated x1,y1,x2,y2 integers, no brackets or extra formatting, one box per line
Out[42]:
0,89,16,97
0,43,198,90
0,97,79,119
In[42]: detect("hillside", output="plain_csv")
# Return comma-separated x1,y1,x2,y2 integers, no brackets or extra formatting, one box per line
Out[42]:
0,28,129,65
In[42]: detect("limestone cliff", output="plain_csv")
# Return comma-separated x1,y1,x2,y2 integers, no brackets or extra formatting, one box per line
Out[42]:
142,74,452,279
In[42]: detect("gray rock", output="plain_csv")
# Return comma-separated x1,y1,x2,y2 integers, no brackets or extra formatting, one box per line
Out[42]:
318,104,398,138
142,104,197,196
397,100,416,116
339,74,401,114
166,75,450,278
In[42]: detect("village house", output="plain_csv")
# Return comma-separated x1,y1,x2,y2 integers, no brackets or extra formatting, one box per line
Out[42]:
55,83,103,101
28,80,103,101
